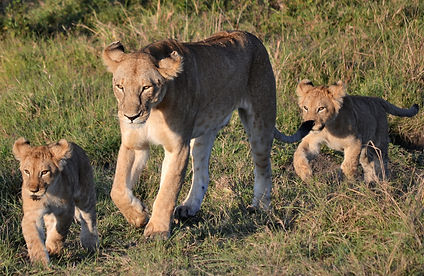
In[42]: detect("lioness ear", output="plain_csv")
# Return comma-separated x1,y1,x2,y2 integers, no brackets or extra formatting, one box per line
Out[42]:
296,79,314,97
157,51,183,80
103,41,126,73
49,139,72,170
13,137,31,161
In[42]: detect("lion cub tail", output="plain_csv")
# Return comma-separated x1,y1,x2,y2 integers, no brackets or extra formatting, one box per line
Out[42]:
274,120,314,143
381,99,419,117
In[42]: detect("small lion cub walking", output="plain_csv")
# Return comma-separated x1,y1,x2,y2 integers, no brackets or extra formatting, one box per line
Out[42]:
293,80,419,183
13,138,98,266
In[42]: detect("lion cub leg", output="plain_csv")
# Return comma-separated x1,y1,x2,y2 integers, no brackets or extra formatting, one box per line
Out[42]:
293,135,322,181
75,206,98,250
21,211,49,266
111,146,150,227
340,141,362,180
45,210,73,256
175,131,218,219
44,213,64,255
360,147,378,183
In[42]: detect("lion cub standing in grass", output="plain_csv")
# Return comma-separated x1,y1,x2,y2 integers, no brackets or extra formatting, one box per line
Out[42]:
293,80,419,182
13,138,98,266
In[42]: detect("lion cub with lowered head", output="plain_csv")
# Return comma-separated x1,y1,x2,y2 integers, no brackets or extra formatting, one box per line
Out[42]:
13,138,98,266
293,80,419,182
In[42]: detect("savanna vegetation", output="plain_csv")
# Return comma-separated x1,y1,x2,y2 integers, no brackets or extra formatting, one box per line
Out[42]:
0,0,423,274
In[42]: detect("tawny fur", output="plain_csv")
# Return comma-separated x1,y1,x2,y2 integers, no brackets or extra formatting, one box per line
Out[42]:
102,31,312,239
13,138,98,266
293,79,419,182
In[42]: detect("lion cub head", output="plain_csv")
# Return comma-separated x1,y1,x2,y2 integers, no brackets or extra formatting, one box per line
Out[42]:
296,79,346,131
13,138,71,200
102,41,183,125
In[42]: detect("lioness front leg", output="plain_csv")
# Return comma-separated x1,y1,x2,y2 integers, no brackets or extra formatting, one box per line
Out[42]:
22,214,49,266
293,136,321,181
144,145,190,239
111,145,149,227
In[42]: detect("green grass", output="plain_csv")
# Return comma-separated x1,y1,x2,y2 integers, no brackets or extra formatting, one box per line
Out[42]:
1,0,423,274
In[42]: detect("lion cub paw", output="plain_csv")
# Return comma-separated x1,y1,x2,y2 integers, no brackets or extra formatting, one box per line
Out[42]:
45,240,63,256
28,248,49,266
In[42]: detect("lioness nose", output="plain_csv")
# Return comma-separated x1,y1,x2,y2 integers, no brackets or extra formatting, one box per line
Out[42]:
125,112,141,122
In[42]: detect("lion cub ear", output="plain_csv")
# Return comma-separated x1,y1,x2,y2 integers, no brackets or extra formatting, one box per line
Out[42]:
328,80,346,100
296,79,314,97
157,51,184,80
49,139,72,170
103,41,126,73
13,137,31,161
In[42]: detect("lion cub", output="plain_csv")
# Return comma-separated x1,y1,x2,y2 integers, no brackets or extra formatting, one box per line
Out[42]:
13,138,98,266
293,80,419,182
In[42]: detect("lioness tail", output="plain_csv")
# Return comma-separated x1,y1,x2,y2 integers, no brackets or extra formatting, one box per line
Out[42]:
381,99,419,117
274,120,314,143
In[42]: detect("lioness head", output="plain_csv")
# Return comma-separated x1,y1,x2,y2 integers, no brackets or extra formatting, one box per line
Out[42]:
13,138,72,200
296,79,346,131
102,41,183,125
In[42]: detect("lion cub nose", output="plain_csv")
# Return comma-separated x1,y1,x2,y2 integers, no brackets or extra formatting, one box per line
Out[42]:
29,186,40,193
124,112,141,122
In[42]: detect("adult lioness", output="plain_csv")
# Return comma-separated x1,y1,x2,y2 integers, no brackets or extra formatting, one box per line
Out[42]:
103,31,312,238
293,79,419,182
13,138,98,266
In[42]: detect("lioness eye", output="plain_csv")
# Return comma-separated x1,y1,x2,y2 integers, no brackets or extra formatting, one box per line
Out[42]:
116,84,124,90
317,107,326,112
24,169,30,175
303,106,308,111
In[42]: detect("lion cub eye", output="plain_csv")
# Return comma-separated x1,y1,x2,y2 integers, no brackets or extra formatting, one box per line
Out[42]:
317,107,326,112
40,170,49,176
24,169,30,175
142,85,152,92
115,84,124,90
303,106,309,112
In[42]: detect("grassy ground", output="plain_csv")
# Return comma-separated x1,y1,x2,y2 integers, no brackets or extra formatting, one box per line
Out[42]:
0,0,423,274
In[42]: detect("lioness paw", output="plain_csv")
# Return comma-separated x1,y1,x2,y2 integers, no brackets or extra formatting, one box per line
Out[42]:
123,209,149,228
174,205,197,220
143,221,170,240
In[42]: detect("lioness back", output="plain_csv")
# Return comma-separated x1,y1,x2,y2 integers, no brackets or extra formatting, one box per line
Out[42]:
13,138,98,266
293,79,419,182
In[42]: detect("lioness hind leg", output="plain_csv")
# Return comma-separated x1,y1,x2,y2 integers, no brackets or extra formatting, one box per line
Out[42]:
175,130,218,219
238,108,274,210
